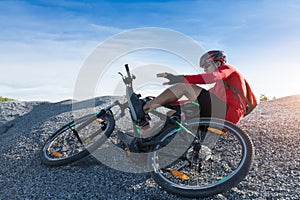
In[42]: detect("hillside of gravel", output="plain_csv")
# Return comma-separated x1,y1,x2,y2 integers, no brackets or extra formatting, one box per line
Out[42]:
0,95,299,199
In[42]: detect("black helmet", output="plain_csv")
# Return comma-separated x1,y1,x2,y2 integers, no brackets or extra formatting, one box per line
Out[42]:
200,50,226,68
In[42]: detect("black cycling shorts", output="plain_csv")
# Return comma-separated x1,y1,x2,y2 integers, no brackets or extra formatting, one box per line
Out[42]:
197,89,227,120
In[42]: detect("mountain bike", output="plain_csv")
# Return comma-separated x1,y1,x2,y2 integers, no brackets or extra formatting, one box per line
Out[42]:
40,64,254,198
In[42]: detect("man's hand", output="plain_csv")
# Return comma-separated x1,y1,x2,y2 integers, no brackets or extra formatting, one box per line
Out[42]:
157,72,185,85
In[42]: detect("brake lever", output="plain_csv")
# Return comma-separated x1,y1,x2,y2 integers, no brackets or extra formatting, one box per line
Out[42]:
118,72,124,78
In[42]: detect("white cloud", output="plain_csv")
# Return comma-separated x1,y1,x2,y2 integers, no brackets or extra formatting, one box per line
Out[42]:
89,24,124,34
1,0,300,102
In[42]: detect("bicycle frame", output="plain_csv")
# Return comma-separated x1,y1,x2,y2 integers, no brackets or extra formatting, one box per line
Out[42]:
93,64,200,152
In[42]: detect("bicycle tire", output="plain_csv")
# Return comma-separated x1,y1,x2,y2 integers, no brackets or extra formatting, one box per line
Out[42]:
40,111,115,167
149,118,254,198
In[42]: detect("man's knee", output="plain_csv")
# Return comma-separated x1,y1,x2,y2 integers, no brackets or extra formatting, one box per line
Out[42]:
171,83,202,101
173,82,190,89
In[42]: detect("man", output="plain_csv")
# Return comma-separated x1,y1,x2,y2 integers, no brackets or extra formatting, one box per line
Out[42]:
130,50,248,126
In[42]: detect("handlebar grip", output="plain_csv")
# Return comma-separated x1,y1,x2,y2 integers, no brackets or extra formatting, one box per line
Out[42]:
125,64,129,73
125,64,131,78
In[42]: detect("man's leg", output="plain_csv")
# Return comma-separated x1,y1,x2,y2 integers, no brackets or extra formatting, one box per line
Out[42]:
143,83,202,113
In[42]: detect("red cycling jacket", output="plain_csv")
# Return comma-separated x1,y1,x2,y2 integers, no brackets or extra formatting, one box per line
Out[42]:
184,64,247,124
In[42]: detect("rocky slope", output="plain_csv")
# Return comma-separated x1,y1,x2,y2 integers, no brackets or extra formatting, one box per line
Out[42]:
0,95,299,199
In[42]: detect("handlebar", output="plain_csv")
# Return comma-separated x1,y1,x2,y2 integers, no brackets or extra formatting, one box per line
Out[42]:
120,64,134,86
125,63,129,73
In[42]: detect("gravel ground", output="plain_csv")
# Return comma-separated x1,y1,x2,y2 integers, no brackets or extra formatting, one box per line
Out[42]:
0,95,299,199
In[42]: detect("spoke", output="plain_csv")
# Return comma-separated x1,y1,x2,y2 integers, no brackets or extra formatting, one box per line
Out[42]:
173,160,190,171
71,128,83,144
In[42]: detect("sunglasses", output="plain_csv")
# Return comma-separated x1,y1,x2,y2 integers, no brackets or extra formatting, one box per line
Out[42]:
202,61,218,69
202,62,212,69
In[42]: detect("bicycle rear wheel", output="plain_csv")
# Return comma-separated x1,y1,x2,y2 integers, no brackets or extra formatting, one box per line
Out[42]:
149,118,254,198
40,111,115,166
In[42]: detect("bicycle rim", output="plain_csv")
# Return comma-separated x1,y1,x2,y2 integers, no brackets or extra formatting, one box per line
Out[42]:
41,112,115,166
149,118,253,197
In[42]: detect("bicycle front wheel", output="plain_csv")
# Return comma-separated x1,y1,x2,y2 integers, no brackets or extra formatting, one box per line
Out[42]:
149,118,254,198
40,111,115,166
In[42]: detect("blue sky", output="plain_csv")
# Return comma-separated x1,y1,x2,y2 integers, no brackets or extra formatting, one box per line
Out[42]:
1,0,300,101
